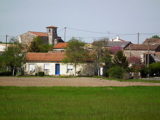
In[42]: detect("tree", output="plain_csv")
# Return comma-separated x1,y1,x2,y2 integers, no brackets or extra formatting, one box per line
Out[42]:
109,46,122,54
108,66,126,79
113,50,128,69
0,42,25,76
28,37,52,52
92,38,112,76
151,35,160,39
128,56,141,65
63,38,89,76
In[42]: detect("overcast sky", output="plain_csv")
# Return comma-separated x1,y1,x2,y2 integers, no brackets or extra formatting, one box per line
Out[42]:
0,0,160,43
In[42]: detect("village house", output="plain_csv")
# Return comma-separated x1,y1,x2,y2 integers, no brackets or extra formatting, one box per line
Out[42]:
53,42,68,52
103,37,131,50
18,26,64,47
124,44,160,63
25,52,95,76
0,43,12,54
143,37,160,45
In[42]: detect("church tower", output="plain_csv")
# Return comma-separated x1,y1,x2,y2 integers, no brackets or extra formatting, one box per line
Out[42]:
46,26,58,45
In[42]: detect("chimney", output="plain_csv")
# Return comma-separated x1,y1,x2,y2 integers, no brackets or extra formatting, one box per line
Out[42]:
116,36,119,41
46,26,58,45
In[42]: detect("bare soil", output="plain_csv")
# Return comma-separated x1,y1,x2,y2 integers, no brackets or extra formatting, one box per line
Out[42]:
0,77,160,87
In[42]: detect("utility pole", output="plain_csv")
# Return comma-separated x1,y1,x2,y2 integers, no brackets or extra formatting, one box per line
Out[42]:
147,41,150,78
64,27,67,41
137,32,140,44
6,35,8,48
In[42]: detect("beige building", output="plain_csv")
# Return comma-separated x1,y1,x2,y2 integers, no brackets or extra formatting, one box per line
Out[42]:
124,44,160,63
25,52,95,76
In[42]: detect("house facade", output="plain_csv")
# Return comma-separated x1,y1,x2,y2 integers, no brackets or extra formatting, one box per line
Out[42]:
0,43,12,54
25,52,95,76
124,44,160,63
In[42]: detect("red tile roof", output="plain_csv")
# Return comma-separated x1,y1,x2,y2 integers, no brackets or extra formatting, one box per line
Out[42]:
46,26,57,28
125,44,160,51
26,52,65,62
53,42,68,49
29,31,48,37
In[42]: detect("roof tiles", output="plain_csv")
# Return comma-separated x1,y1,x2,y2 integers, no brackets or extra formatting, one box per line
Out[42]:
26,52,65,62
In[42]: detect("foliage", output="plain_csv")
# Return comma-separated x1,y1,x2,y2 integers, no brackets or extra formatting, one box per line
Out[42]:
92,38,112,75
63,38,89,75
28,37,52,52
113,50,128,69
149,62,160,76
151,35,160,39
107,66,126,79
35,72,45,76
0,43,25,76
0,71,12,76
128,56,144,74
140,62,160,77
128,56,141,65
109,46,122,54
1,87,160,120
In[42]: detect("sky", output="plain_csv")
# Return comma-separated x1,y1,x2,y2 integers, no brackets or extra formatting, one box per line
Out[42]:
0,0,160,43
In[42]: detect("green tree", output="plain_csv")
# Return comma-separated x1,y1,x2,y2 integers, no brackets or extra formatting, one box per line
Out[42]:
92,38,111,76
29,37,52,52
151,35,160,39
113,50,128,69
63,38,89,76
108,66,126,79
0,42,25,76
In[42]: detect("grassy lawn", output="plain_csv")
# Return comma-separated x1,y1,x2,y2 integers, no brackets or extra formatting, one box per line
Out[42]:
0,87,160,120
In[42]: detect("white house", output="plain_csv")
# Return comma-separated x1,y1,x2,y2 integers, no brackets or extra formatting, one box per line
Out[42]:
25,52,96,76
0,43,12,54
53,42,68,52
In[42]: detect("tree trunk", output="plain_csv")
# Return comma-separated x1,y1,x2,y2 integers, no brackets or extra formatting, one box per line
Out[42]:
12,67,15,76
74,63,77,76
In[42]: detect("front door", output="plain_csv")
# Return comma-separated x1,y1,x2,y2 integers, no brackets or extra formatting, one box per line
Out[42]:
55,64,60,75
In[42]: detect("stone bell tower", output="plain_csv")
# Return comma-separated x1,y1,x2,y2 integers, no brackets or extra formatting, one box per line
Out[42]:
46,26,58,45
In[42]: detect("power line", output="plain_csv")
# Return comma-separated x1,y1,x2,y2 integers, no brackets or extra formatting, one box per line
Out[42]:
67,27,108,34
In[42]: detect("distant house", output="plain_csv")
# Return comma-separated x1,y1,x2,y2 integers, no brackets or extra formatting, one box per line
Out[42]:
18,26,64,47
104,37,131,50
124,44,160,63
25,52,95,76
0,43,12,54
53,42,68,52
143,38,160,45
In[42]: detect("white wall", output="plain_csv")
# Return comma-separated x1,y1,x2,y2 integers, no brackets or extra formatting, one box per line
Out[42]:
0,44,6,52
25,62,95,76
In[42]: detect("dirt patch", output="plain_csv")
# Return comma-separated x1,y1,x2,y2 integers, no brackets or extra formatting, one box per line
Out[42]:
0,77,160,87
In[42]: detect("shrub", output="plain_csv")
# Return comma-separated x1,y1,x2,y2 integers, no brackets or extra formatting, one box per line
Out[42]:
149,62,160,77
0,71,12,76
140,62,160,77
36,72,45,76
107,66,126,79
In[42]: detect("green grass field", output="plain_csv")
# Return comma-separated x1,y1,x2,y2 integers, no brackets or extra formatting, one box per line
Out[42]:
0,87,160,120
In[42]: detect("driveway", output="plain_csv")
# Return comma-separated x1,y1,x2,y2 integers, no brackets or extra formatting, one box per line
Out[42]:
0,77,160,87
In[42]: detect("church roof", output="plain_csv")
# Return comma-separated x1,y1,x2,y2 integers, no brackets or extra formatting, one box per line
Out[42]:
29,31,48,37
